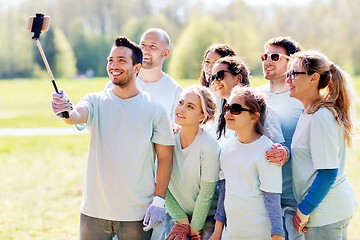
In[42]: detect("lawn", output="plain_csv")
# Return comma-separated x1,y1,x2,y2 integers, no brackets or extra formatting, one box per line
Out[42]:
0,76,359,239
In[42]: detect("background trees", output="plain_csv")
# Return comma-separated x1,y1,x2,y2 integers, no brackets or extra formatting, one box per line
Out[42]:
0,0,359,79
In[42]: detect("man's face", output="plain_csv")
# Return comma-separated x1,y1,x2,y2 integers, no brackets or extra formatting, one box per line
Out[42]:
107,46,137,87
262,45,289,82
139,31,169,69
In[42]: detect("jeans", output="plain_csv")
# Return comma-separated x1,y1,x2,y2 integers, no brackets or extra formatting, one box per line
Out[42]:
305,217,351,240
80,213,152,240
282,205,305,240
150,213,215,240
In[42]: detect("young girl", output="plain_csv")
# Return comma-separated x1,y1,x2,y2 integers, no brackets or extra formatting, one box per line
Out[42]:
286,50,357,238
210,86,284,240
165,85,221,240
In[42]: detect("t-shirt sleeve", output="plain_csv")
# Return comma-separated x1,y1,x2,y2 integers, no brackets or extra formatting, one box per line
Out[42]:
77,93,95,129
200,137,221,183
263,106,285,144
257,152,282,194
310,109,341,169
151,105,175,146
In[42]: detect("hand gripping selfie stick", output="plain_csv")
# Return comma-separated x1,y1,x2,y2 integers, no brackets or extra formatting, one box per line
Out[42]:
28,13,69,118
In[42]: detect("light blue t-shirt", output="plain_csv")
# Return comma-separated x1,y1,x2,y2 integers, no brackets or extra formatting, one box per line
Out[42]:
220,135,282,239
257,83,303,206
168,128,221,215
104,72,183,120
291,107,357,227
79,89,175,221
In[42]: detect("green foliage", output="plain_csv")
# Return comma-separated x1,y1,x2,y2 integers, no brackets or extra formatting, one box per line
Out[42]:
33,28,78,79
168,16,226,79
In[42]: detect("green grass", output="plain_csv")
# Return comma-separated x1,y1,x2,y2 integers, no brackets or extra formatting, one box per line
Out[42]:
0,76,359,239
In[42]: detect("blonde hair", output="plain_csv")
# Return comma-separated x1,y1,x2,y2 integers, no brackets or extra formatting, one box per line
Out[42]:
183,85,217,126
291,50,356,146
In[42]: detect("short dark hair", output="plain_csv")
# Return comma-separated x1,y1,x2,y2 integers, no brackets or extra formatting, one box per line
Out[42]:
264,36,301,56
114,36,143,65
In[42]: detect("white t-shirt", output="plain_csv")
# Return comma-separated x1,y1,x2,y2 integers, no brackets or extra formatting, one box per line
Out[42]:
79,89,175,221
220,135,282,239
257,83,303,206
291,107,357,227
168,128,221,215
104,72,183,120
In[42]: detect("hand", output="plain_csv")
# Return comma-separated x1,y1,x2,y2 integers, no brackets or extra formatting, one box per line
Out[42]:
272,234,284,240
165,222,191,240
190,230,202,240
172,123,181,133
52,89,72,118
143,196,166,232
293,207,310,234
266,143,287,166
208,231,221,240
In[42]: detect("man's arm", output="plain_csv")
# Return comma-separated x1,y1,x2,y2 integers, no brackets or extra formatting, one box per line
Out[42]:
63,104,89,125
154,144,173,198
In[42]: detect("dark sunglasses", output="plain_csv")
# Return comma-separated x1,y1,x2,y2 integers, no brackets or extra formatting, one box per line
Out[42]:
260,53,290,62
286,69,307,81
210,70,235,84
223,103,255,115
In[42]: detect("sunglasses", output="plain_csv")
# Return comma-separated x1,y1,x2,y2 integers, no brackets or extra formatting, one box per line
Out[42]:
210,70,235,84
260,53,290,62
223,103,255,115
286,69,307,81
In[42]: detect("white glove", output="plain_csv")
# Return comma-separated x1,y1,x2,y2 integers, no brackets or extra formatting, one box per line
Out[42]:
52,89,72,118
143,196,166,231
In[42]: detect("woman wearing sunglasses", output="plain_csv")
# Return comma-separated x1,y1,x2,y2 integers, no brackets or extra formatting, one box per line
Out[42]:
210,56,285,147
199,44,236,88
210,86,284,240
285,50,357,239
165,85,221,240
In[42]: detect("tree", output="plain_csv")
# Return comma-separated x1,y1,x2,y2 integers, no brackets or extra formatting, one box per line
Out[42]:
168,16,226,79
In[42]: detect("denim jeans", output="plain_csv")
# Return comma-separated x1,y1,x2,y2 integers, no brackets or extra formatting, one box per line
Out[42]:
150,213,215,240
282,205,305,240
80,213,152,240
305,217,351,240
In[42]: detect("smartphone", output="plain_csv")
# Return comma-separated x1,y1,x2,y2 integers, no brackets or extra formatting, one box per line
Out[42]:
27,14,50,32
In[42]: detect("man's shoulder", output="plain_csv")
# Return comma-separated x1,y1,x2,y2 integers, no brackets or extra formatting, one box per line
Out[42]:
161,72,183,88
256,82,270,93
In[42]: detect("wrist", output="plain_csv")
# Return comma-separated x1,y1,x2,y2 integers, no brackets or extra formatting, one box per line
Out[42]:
152,195,165,208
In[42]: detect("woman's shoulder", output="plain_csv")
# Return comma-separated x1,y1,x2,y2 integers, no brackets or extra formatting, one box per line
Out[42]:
199,128,221,150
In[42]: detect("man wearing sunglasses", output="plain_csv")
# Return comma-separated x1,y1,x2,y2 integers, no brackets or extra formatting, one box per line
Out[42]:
257,37,304,240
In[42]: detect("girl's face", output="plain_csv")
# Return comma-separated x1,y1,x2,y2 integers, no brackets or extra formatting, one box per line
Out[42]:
224,95,256,133
204,51,221,82
285,60,312,102
211,63,240,99
175,91,205,127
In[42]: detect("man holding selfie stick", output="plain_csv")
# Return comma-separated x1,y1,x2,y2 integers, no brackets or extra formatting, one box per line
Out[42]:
52,36,174,240
257,37,304,240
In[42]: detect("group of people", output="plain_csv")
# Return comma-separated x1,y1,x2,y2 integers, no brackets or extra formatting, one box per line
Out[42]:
51,28,358,240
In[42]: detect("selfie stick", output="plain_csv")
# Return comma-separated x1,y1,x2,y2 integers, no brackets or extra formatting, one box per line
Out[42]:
28,13,69,118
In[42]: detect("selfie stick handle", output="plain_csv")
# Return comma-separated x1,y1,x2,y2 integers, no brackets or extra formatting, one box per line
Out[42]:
35,38,69,118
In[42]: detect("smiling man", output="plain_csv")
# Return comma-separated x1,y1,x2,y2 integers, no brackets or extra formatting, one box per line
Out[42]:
52,36,175,240
105,28,183,120
257,37,304,240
